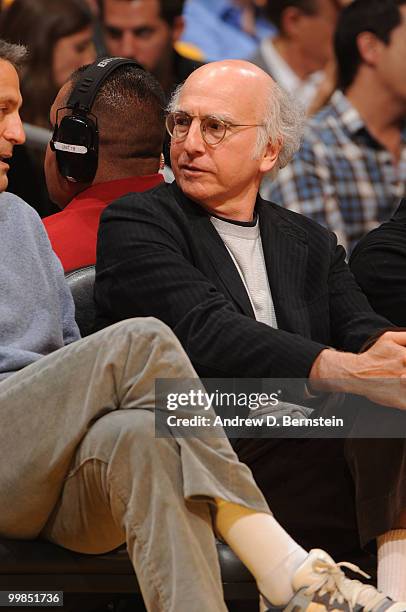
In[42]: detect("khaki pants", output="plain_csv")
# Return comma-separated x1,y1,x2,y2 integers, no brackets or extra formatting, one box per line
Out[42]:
0,319,269,611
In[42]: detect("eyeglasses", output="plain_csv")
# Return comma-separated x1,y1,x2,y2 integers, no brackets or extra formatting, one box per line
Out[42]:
166,111,264,146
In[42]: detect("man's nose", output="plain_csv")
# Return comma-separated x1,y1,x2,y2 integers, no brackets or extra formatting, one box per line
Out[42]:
119,31,138,59
5,112,25,146
182,119,206,154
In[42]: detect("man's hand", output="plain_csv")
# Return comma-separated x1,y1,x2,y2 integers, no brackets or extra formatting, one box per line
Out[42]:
309,331,406,409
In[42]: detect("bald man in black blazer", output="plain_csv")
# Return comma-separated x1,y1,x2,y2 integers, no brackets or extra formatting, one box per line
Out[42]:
95,61,406,592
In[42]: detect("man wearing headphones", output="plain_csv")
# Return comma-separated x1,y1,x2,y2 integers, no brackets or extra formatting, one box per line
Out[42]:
43,58,165,272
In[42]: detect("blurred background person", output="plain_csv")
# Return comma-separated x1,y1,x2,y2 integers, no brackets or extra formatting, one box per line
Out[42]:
84,0,100,15
305,0,354,114
250,0,342,110
0,0,96,216
180,0,275,62
0,0,95,126
97,0,202,98
264,0,406,255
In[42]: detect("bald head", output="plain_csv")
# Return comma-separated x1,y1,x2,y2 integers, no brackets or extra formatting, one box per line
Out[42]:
186,59,273,83
181,60,273,122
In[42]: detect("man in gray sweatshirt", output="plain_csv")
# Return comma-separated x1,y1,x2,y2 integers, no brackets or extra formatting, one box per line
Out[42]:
0,191,80,379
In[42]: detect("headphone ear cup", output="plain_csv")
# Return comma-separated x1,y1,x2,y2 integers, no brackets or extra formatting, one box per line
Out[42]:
52,114,99,183
53,58,141,183
50,124,59,152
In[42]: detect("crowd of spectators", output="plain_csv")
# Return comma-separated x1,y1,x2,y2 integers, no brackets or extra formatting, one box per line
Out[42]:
0,0,96,215
5,0,398,249
265,0,406,253
1,0,406,611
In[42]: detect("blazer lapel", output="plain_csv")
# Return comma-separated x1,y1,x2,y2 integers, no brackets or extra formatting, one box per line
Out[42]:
171,184,255,318
192,214,256,318
258,198,312,337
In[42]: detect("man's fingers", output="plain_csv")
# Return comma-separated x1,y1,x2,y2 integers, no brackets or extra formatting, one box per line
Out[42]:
380,330,406,346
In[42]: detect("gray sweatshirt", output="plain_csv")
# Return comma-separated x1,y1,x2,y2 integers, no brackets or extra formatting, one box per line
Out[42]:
0,192,80,380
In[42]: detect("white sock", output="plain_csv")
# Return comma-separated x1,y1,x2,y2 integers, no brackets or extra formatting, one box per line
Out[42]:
378,529,406,601
256,546,309,606
214,502,307,606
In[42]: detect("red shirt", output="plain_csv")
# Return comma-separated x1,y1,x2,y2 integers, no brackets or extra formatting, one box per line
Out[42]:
44,174,163,272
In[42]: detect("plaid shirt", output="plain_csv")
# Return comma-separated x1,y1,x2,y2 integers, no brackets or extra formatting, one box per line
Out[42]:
262,90,406,253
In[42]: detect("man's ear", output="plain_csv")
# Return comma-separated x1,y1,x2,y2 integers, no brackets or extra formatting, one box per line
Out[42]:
259,138,282,174
280,6,305,39
356,31,381,67
171,15,185,43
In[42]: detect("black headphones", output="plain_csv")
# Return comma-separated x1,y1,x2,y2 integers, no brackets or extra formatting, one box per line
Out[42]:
50,57,144,183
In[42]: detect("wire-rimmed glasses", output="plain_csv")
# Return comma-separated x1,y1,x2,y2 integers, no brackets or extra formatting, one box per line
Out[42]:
166,111,263,146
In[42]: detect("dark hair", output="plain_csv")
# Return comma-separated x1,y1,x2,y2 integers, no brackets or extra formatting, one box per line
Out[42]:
264,0,318,30
0,38,27,73
67,63,166,160
0,0,93,127
97,0,185,27
335,0,406,91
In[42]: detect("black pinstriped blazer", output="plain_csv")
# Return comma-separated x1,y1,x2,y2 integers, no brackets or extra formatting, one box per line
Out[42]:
95,181,390,379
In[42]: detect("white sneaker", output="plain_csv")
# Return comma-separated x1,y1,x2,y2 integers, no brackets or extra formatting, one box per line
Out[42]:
261,549,406,611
